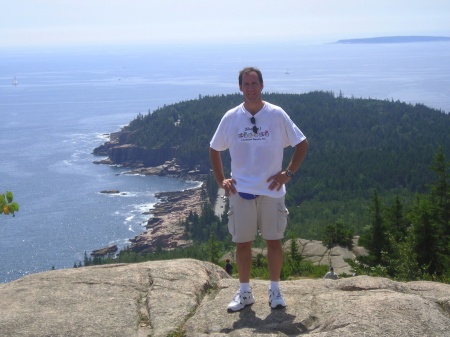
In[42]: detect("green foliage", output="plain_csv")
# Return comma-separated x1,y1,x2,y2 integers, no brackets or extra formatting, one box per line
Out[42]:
321,220,354,250
1,191,19,218
84,93,450,283
251,253,270,279
365,190,388,265
283,239,304,277
355,148,450,283
120,91,450,239
207,234,220,264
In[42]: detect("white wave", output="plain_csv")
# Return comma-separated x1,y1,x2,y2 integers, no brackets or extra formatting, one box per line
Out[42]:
108,238,130,246
95,133,110,141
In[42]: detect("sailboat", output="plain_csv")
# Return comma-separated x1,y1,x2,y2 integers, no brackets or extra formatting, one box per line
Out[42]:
12,77,18,86
285,69,290,75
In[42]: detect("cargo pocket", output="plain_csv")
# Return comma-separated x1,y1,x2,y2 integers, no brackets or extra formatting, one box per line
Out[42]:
227,207,235,236
277,203,289,233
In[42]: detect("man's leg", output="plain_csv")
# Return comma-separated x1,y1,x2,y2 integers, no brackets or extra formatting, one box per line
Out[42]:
266,239,283,281
236,241,253,282
266,239,287,309
227,240,255,312
226,193,257,311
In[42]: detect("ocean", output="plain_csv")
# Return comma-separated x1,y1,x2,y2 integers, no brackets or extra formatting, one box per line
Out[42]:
1,41,449,283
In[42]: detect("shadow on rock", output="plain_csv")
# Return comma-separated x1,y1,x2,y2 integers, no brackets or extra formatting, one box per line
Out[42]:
221,307,308,335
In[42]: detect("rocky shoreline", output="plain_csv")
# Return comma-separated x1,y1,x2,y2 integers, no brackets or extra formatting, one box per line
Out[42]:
92,183,205,257
93,172,207,258
128,186,204,254
91,130,209,257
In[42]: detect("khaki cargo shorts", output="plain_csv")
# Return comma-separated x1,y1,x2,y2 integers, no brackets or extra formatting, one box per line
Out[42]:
227,193,289,243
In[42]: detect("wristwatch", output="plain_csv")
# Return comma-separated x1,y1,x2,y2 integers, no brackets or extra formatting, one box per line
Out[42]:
285,169,294,177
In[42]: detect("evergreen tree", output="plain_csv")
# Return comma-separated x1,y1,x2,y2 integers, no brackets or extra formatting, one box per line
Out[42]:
429,147,450,242
83,251,91,267
366,190,387,265
207,234,220,264
287,238,303,275
322,220,354,250
409,196,443,276
384,196,408,242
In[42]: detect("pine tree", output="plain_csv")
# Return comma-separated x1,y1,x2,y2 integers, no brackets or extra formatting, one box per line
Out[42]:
384,196,408,242
287,238,303,275
322,220,354,250
207,234,220,264
394,227,420,280
429,147,450,242
367,190,387,265
416,147,450,277
409,196,443,276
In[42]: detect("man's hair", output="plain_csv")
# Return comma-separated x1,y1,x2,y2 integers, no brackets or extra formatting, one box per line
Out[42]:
239,67,263,86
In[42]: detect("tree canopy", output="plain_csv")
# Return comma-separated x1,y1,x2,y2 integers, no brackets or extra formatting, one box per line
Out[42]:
122,91,450,238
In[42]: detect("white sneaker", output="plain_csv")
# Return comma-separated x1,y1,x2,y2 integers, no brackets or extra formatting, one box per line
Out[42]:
227,290,255,312
268,288,286,309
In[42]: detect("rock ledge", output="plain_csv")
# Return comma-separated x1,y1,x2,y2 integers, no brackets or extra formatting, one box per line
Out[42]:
0,259,449,337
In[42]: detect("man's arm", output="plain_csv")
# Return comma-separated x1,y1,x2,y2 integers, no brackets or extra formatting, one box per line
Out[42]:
285,139,309,175
209,147,237,195
267,139,309,191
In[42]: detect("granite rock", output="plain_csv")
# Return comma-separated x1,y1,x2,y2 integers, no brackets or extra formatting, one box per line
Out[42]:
0,259,449,337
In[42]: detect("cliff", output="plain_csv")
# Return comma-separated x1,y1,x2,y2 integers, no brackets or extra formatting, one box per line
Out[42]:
93,129,207,179
1,259,449,337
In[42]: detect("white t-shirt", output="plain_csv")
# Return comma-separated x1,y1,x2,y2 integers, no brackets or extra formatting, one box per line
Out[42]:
210,102,306,198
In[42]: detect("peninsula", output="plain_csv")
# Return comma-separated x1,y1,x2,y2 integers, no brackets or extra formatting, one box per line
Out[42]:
336,35,450,44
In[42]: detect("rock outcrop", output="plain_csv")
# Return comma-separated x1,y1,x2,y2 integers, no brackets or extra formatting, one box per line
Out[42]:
129,187,203,253
1,259,449,337
92,129,175,168
90,244,118,257
92,129,209,179
223,237,367,276
288,237,368,275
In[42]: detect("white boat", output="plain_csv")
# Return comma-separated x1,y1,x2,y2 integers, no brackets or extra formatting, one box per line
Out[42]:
12,77,18,86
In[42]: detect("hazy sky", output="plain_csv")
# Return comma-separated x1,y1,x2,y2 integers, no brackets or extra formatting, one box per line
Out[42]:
1,0,450,47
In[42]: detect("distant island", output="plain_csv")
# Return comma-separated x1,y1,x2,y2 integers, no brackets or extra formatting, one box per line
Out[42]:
336,36,450,44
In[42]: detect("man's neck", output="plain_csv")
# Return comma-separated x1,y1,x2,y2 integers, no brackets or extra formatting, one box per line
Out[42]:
244,101,265,115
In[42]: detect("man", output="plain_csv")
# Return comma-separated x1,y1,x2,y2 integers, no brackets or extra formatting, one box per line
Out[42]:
225,259,233,276
323,266,339,280
209,67,309,312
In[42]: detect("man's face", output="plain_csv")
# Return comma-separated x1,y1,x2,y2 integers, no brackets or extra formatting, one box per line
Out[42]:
240,71,264,103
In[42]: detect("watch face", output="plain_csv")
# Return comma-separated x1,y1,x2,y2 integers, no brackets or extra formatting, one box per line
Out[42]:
286,170,293,177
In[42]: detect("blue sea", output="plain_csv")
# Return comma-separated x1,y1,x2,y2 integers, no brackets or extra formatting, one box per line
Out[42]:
1,41,449,283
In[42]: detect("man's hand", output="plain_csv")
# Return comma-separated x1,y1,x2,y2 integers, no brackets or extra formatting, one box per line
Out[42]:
221,178,237,196
267,172,291,191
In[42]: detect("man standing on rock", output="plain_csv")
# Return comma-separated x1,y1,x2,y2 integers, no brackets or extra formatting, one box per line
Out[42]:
209,67,309,312
323,266,339,280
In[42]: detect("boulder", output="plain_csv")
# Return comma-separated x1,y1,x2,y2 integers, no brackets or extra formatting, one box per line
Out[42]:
91,245,118,257
0,259,449,337
283,238,368,275
99,190,120,194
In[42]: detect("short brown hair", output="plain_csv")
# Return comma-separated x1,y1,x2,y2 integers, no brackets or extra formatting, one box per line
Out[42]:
239,67,263,86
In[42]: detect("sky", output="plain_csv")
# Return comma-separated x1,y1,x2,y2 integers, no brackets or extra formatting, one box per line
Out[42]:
1,0,450,47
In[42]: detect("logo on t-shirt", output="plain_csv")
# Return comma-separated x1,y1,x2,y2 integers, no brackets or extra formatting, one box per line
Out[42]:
238,127,269,141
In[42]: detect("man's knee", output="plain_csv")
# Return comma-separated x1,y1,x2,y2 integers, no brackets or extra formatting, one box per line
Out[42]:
265,239,282,249
236,241,253,250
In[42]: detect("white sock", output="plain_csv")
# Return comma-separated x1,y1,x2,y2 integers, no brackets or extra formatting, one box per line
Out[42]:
270,281,280,291
240,283,251,292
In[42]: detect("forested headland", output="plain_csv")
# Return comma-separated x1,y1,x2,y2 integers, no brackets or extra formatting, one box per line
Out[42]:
93,91,450,282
